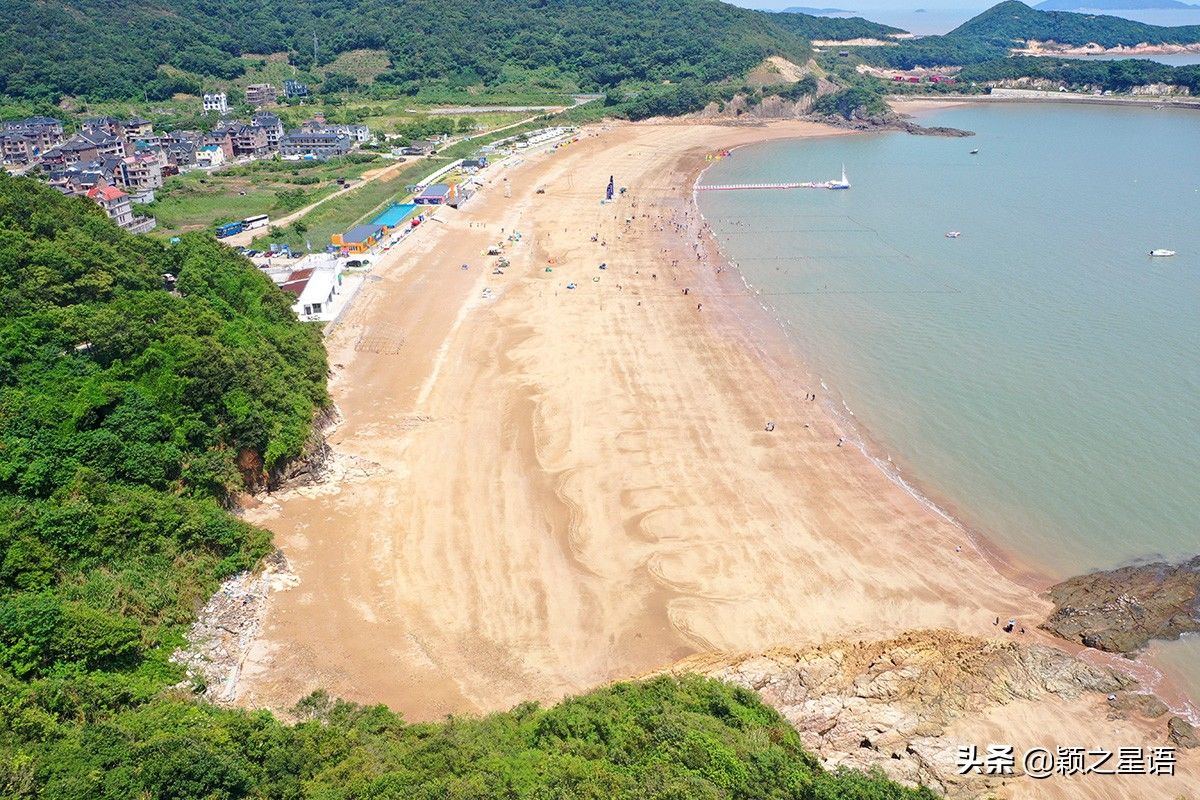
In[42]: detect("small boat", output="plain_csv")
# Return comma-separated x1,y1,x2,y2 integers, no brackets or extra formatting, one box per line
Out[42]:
945,231,961,238
828,165,850,190
1149,249,1176,257
969,148,980,155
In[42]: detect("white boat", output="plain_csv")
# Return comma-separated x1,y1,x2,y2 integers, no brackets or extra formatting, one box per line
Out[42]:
1149,249,1176,257
828,165,850,190
945,231,961,238
969,148,979,155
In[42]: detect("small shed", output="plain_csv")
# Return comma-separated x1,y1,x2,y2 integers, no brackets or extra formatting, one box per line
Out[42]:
415,183,457,205
332,223,386,254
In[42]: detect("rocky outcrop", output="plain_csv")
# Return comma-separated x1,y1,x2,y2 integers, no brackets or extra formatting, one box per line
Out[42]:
1041,557,1200,653
170,550,299,703
804,112,975,137
1169,716,1200,749
665,629,1133,798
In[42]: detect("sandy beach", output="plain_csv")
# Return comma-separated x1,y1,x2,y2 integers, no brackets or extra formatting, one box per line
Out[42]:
234,118,1198,796
238,118,1043,709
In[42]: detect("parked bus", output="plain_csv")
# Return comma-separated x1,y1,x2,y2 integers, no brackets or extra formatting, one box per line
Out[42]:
215,220,244,238
242,214,270,230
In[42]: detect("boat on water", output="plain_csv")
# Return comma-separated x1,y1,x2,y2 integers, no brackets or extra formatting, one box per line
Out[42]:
828,165,850,190
945,231,962,238
1149,249,1176,257
969,148,980,155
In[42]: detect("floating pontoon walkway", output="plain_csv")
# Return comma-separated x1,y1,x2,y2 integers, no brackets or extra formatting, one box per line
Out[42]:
697,181,847,191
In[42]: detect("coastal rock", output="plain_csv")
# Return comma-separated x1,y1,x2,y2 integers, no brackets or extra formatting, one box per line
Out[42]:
803,112,975,137
1040,557,1200,653
170,550,299,703
1169,716,1200,749
664,629,1131,798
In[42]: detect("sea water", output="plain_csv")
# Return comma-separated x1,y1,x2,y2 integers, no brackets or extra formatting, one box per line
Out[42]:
696,103,1200,697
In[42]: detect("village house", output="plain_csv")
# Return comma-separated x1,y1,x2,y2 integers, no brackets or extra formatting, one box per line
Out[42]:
83,184,157,233
283,79,309,99
221,123,270,158
1,116,65,165
201,130,235,161
245,83,277,107
196,144,226,168
87,185,135,228
122,117,154,141
203,92,229,114
251,112,285,150
166,141,199,169
280,131,351,160
460,156,488,173
120,152,164,198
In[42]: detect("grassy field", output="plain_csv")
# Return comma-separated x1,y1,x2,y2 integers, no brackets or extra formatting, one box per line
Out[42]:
147,154,387,235
253,156,452,251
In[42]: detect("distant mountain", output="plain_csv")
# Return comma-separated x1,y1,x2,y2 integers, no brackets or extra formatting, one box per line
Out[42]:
772,9,906,38
1035,0,1197,9
948,0,1200,45
781,6,857,14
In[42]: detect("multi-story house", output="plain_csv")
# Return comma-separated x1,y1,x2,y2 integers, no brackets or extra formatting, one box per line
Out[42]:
120,152,164,196
251,112,285,150
2,116,66,165
279,131,352,160
283,79,309,99
86,184,156,234
203,92,229,114
87,184,134,227
200,130,234,162
167,141,199,169
122,117,154,141
245,84,277,107
196,144,226,168
222,123,269,158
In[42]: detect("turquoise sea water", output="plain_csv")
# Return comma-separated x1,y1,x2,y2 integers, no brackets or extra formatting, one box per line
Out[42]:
696,103,1200,696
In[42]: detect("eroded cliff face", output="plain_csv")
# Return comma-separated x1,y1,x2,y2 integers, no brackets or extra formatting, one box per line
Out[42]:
663,629,1195,798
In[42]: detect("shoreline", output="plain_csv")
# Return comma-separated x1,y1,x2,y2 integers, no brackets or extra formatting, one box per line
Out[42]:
688,120,1200,726
231,119,1199,789
690,144,1058,596
890,92,1200,110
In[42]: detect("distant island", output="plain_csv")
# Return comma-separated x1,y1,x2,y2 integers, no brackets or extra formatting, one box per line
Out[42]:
781,6,858,14
1036,0,1198,9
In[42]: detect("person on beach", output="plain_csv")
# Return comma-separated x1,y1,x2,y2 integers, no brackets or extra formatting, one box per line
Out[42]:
837,438,843,447
765,421,775,432
697,303,702,311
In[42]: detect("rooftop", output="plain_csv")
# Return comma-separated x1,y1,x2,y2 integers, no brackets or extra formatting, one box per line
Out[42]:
342,223,385,244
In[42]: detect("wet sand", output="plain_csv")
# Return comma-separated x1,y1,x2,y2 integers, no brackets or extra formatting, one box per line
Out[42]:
237,119,1052,718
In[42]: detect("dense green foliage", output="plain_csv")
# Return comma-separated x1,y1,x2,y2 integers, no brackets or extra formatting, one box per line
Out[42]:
0,172,327,791
770,11,905,41
958,55,1200,92
856,0,1200,69
811,85,888,119
10,674,936,799
0,0,819,103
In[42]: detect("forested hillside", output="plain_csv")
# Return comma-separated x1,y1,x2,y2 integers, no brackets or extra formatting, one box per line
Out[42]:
0,0,823,102
948,0,1200,45
855,0,1200,69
